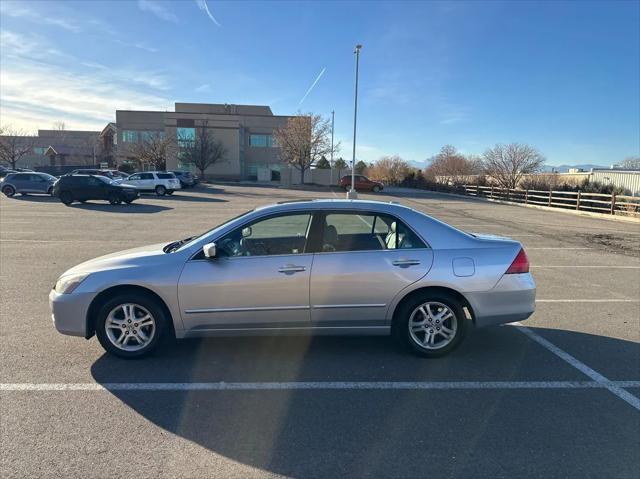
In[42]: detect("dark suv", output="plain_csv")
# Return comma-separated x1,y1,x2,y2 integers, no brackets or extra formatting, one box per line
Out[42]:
52,175,138,206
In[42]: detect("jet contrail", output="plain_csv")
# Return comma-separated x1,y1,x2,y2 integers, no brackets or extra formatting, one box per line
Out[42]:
298,67,326,105
196,0,221,26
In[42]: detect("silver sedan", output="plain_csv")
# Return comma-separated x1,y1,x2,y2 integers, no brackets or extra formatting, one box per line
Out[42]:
50,200,536,358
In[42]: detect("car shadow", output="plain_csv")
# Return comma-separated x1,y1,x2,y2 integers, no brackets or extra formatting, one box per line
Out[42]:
10,194,60,203
90,327,640,477
69,202,172,213
150,192,228,203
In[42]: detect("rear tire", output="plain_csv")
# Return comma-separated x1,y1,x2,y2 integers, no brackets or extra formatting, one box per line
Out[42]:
2,185,15,197
95,292,169,359
59,191,73,205
124,198,135,204
372,185,380,193
392,292,467,357
155,185,166,196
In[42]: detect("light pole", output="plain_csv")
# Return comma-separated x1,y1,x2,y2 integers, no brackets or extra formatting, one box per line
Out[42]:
330,110,335,187
347,44,362,199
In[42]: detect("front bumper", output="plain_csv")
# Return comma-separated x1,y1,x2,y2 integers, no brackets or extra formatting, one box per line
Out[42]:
465,273,536,328
49,289,96,337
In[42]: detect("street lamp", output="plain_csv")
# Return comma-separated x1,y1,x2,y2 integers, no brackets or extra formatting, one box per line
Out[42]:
330,110,335,187
347,44,362,199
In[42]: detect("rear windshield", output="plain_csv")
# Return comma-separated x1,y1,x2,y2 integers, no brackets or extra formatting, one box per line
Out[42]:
157,173,175,179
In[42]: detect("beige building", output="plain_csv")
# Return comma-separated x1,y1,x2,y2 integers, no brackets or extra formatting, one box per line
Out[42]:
0,129,103,170
116,102,292,180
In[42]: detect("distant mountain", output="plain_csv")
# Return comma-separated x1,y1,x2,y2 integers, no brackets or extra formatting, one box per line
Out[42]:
541,164,611,173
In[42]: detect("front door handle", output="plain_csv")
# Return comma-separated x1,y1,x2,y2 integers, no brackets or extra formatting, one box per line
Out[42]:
278,265,306,274
392,259,421,267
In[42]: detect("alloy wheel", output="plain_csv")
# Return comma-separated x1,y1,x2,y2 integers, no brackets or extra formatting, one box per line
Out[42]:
105,303,156,352
408,301,458,350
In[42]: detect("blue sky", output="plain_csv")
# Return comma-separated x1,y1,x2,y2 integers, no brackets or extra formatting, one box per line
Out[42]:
0,0,638,166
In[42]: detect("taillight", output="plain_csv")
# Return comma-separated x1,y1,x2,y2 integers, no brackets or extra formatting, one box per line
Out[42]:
506,248,529,274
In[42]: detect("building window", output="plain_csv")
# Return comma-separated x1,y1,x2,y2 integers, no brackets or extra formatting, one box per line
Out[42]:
247,164,258,180
249,134,276,147
177,127,195,147
33,147,46,155
122,130,138,143
139,131,165,142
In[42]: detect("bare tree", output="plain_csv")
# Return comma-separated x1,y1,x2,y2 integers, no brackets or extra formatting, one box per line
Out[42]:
179,122,227,179
0,125,36,169
482,143,545,189
131,132,176,170
367,155,410,185
273,113,338,184
615,156,640,170
426,145,481,185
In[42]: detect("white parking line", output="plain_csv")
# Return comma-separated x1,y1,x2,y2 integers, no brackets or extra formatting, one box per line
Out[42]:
1,380,640,392
537,299,640,303
531,265,640,269
515,324,640,411
526,247,592,250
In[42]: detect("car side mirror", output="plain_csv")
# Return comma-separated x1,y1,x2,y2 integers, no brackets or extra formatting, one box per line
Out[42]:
203,242,217,259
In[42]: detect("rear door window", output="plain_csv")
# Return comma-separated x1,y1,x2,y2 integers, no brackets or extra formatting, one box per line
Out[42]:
322,212,426,252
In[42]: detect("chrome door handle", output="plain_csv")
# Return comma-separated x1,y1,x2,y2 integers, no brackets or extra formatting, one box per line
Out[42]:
392,259,421,267
278,265,306,274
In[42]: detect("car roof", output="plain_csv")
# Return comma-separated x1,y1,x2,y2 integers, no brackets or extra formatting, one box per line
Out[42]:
255,199,413,215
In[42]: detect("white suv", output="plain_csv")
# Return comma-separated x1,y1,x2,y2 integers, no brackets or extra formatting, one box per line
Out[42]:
123,171,181,196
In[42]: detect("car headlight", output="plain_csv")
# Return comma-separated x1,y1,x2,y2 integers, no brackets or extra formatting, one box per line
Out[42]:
54,273,89,294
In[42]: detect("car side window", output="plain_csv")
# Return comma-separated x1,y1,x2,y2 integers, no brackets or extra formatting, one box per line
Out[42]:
217,213,312,257
87,177,101,186
140,173,154,180
322,212,426,252
128,174,140,180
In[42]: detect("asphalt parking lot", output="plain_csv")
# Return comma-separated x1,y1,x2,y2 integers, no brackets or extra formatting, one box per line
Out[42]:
1,184,639,478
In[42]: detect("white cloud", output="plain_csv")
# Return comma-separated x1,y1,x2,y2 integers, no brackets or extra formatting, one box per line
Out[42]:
0,32,171,131
138,0,179,23
0,1,82,32
195,0,221,26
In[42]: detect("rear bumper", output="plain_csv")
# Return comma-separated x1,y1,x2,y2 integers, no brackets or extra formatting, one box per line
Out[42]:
49,289,95,337
465,273,536,327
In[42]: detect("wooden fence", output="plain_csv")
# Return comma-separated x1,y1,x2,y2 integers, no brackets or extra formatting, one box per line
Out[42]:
463,185,640,218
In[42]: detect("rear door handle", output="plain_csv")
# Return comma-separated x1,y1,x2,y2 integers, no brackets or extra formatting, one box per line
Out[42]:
392,259,421,267
278,265,306,274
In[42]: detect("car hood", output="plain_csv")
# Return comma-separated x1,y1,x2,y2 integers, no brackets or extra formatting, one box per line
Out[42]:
62,242,170,276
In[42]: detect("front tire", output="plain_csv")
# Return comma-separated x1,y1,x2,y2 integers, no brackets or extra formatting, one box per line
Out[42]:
108,193,121,205
95,293,169,359
393,292,467,357
59,191,73,205
155,185,166,196
372,185,381,193
2,185,15,197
